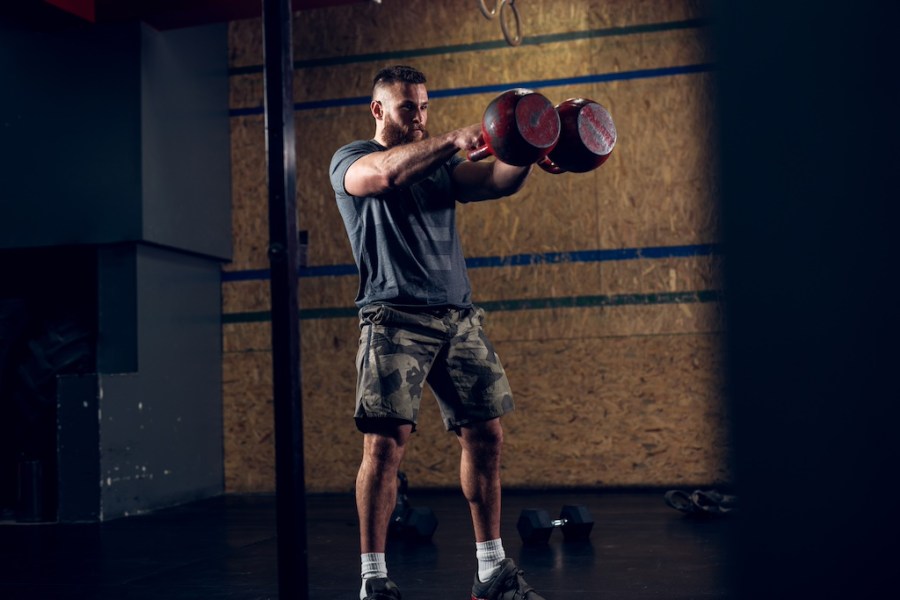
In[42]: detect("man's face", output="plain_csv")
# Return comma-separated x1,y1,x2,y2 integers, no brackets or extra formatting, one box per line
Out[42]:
377,82,429,147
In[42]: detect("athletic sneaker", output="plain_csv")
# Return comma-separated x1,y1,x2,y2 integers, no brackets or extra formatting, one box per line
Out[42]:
471,558,547,600
362,577,401,600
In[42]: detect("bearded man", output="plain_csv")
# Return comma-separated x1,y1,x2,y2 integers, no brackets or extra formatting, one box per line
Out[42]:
330,65,546,600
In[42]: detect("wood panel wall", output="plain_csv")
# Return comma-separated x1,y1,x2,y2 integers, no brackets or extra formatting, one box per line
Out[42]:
222,0,729,493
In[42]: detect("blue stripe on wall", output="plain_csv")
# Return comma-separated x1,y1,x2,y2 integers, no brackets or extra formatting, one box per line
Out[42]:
229,63,715,117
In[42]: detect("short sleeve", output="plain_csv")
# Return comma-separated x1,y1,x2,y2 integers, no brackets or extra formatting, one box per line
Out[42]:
330,141,375,196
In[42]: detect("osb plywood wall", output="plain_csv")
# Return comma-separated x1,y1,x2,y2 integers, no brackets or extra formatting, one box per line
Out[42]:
222,0,729,493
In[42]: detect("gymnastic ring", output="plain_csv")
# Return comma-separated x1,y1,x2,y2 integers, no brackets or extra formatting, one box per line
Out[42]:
478,0,500,19
500,0,522,46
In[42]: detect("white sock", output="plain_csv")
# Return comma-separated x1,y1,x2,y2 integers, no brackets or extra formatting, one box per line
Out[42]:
476,539,506,583
360,552,387,600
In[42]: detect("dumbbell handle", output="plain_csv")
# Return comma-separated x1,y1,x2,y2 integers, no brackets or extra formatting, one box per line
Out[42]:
550,518,568,528
467,145,493,162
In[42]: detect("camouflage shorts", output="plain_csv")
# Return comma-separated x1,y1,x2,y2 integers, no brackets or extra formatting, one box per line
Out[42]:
354,304,514,432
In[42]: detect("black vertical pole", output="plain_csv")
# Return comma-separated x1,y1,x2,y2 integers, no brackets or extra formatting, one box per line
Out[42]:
262,0,308,598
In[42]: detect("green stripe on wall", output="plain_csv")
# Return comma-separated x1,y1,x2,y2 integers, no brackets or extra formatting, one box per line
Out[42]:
222,290,722,324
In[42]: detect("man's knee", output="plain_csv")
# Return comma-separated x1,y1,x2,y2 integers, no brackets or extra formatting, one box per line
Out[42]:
362,421,413,466
459,418,504,453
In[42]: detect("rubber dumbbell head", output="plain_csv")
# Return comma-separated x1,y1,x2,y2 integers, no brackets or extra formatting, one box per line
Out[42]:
559,504,594,541
517,505,595,544
388,471,438,541
517,508,555,544
405,506,438,540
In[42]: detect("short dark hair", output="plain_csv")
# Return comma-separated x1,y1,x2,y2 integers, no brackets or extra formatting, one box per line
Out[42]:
372,65,427,94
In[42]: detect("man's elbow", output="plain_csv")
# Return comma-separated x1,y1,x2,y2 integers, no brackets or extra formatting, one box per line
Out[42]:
497,165,532,196
379,162,414,190
346,172,394,197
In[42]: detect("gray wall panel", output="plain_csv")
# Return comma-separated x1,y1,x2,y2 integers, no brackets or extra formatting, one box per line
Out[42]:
140,23,232,260
97,244,223,519
0,20,231,261
0,21,142,248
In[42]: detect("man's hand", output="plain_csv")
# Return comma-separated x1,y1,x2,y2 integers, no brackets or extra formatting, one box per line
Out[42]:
449,124,484,153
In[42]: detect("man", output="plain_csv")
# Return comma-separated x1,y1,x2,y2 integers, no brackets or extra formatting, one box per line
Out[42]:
330,65,546,600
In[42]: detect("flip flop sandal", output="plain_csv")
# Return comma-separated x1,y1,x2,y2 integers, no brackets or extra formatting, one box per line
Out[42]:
690,489,738,515
664,489,700,514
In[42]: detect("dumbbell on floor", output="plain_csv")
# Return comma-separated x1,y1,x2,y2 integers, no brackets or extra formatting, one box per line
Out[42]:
388,471,438,542
516,505,594,544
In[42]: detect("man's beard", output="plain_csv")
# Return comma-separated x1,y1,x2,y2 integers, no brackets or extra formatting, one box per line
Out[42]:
383,115,429,147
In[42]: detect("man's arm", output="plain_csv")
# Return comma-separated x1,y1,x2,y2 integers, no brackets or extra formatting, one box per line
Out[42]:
344,124,482,197
452,159,533,203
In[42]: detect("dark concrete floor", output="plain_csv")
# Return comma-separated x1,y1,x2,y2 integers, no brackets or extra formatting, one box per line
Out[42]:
0,489,736,599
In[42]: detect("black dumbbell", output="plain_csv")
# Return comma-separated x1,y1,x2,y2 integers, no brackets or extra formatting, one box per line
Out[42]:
516,505,594,544
388,471,438,541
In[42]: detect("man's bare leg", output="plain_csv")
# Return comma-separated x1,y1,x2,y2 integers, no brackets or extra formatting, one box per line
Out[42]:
357,422,413,553
458,417,508,587
458,417,504,541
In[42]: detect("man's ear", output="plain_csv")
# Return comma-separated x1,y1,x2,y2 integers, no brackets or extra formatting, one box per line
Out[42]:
371,100,384,120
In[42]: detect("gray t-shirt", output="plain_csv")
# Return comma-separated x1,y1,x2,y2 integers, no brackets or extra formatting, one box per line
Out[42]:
330,139,473,308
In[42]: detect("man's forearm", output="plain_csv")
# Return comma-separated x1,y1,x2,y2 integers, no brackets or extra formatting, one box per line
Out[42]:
345,123,482,198
376,133,462,189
